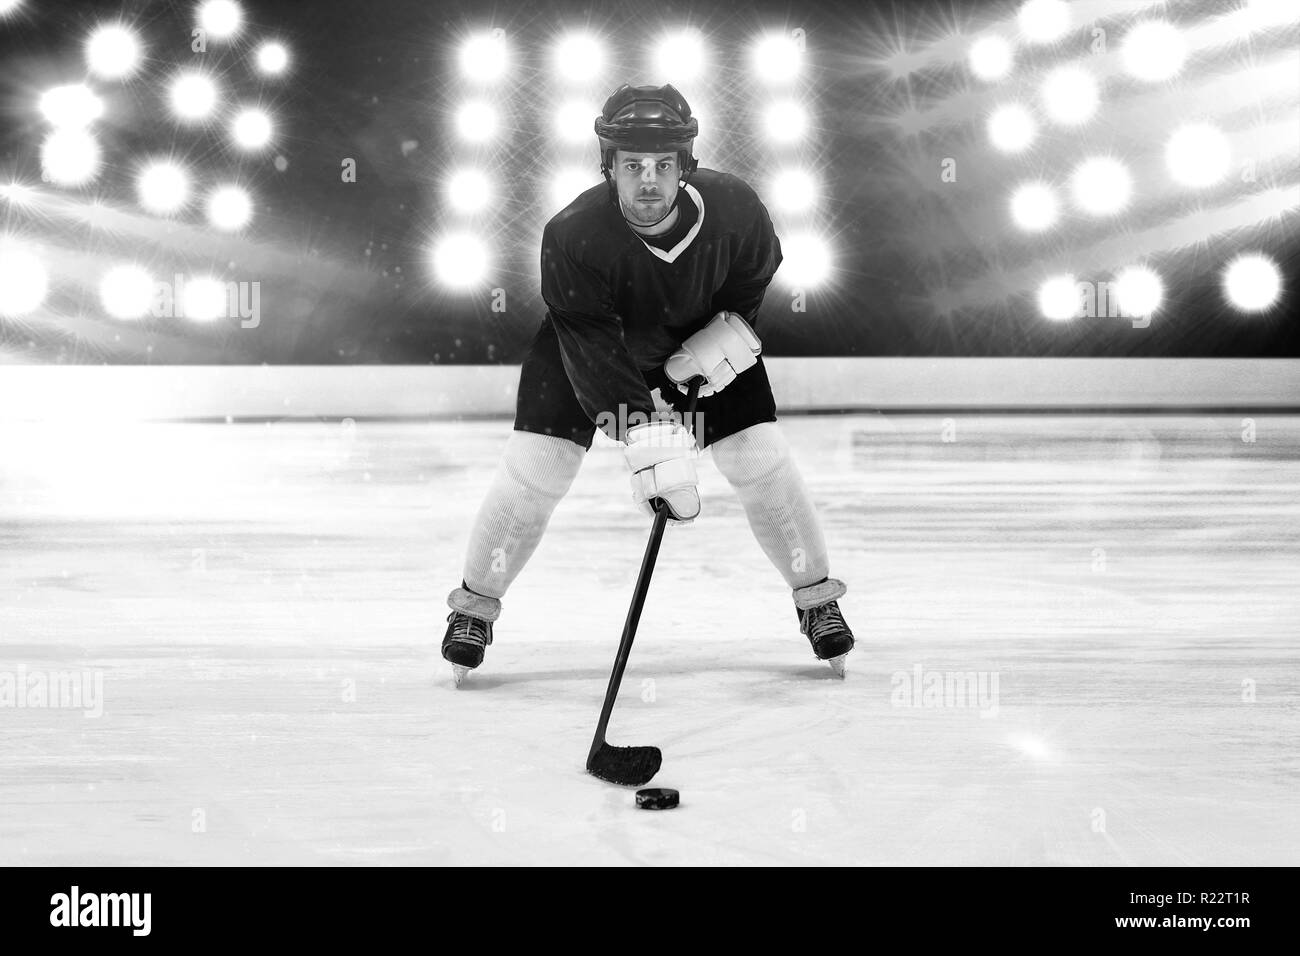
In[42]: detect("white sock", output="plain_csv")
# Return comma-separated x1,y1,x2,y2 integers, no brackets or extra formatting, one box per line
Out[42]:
709,422,830,590
460,430,585,603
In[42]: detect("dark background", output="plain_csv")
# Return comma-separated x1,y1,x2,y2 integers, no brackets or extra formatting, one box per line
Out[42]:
0,0,1295,363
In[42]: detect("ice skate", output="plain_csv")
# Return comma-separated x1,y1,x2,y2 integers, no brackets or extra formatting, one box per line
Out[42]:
443,611,493,686
793,579,855,678
443,586,501,688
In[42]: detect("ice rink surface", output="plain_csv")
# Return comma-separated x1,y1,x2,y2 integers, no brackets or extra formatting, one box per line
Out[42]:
1,412,1298,865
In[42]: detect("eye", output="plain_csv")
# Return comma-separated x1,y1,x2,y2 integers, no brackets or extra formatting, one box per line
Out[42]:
658,162,671,171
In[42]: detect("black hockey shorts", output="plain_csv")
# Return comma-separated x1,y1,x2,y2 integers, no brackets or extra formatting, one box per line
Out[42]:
513,320,777,451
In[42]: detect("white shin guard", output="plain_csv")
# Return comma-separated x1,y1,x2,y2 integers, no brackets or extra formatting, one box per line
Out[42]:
460,429,585,604
709,422,831,590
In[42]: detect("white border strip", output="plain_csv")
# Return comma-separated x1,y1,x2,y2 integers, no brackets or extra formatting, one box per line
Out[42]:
0,359,1296,420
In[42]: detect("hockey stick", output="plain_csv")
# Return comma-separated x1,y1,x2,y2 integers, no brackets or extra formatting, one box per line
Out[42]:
586,377,703,786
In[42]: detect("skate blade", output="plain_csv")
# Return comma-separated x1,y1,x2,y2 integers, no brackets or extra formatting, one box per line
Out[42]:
826,654,847,678
452,664,470,687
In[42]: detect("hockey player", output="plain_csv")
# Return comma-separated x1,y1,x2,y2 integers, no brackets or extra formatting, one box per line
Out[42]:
442,83,854,684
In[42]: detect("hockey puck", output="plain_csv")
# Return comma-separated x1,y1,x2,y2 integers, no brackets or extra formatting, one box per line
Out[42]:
636,788,679,810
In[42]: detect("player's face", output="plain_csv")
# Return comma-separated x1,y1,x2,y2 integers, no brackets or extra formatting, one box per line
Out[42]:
613,151,680,225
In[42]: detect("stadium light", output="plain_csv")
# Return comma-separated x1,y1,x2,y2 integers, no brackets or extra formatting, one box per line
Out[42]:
988,104,1037,153
969,36,1013,81
779,232,832,287
1037,274,1079,320
455,99,499,142
1223,253,1281,312
460,31,509,83
256,42,289,76
1114,266,1163,318
1121,21,1187,82
206,185,252,231
1010,182,1059,232
232,108,273,150
0,0,24,17
40,128,102,186
170,72,219,121
549,168,597,212
198,0,242,40
432,233,491,289
184,277,228,322
1041,65,1099,126
1018,0,1070,44
137,161,190,214
100,265,154,320
39,85,104,129
86,24,142,79
762,98,809,143
553,33,605,83
654,30,707,83
0,242,48,317
555,100,593,144
1166,123,1231,188
752,33,803,85
446,169,492,214
1070,157,1132,216
770,169,818,214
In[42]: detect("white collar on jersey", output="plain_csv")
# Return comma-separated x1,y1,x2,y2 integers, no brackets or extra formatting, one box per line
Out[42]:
633,182,705,263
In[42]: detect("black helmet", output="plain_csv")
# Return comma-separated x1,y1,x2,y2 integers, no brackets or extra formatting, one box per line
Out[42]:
594,83,699,178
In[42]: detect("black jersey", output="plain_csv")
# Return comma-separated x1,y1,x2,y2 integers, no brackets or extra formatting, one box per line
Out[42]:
539,167,782,440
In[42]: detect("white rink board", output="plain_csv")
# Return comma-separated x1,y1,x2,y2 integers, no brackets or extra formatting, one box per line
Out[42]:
0,359,1297,420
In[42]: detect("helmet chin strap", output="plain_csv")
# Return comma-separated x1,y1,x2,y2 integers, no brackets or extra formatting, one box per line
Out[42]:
603,164,696,231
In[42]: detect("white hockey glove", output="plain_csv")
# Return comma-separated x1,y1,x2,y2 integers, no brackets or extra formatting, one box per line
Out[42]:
623,420,700,523
664,311,762,398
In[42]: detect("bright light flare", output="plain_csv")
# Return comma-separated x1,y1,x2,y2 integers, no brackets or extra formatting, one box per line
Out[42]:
0,0,24,17
1121,21,1187,82
206,185,252,231
1010,182,1059,232
1070,156,1132,216
198,0,242,39
1018,0,1070,43
1223,253,1281,312
432,233,491,289
1165,123,1231,188
969,35,1013,81
779,232,832,287
1041,65,1099,126
446,169,492,214
549,168,597,212
654,30,707,83
86,24,142,79
553,33,605,82
39,84,104,129
256,42,289,75
184,277,229,322
170,72,218,121
1037,274,1079,321
752,33,803,85
0,242,48,317
40,128,102,186
770,168,818,214
232,108,273,149
1114,266,1163,318
455,99,499,142
137,161,189,214
988,103,1036,153
762,99,809,143
100,265,154,320
460,31,509,82
555,100,593,143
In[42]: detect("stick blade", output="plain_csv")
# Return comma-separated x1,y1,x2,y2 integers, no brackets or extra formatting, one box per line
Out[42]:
586,743,662,787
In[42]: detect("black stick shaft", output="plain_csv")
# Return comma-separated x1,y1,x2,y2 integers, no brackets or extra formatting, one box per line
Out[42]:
587,380,702,765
